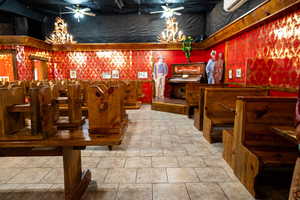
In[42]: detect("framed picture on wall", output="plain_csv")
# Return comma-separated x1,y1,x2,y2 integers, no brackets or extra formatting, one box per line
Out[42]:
138,72,148,79
112,70,120,79
70,70,77,79
228,69,233,79
236,68,242,78
102,72,111,79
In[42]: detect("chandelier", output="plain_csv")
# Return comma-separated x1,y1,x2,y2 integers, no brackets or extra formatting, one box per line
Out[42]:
158,17,186,43
45,17,76,45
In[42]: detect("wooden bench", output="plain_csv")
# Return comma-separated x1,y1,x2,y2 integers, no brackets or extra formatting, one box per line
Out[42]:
0,86,57,141
88,83,127,135
185,83,226,119
56,84,85,129
230,96,298,197
122,80,143,109
203,88,268,143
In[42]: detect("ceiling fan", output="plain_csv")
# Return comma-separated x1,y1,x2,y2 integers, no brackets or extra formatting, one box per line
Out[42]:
150,5,184,18
61,5,96,22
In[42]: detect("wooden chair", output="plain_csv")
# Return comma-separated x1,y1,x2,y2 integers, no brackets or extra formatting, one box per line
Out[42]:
230,96,298,197
203,88,268,143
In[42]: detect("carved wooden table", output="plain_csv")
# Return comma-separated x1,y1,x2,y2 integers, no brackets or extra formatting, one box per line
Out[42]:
0,125,124,200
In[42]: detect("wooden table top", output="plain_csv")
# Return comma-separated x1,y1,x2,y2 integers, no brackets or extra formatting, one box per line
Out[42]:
0,122,125,148
271,126,297,144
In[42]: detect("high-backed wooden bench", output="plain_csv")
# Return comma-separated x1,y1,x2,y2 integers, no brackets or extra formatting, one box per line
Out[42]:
187,84,227,129
0,86,57,141
203,88,268,143
56,84,85,129
230,96,298,197
186,83,227,119
88,83,127,135
122,80,143,109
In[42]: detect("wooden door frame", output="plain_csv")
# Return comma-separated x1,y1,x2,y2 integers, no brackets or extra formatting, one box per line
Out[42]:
30,55,49,80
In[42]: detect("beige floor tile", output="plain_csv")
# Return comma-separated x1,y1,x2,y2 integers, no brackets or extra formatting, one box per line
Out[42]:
17,157,50,168
97,158,126,168
204,157,228,168
195,167,231,182
153,184,190,200
163,150,187,156
177,156,206,168
43,157,63,168
167,168,199,183
125,157,151,168
8,168,51,184
0,157,26,168
117,184,152,200
219,182,255,200
105,168,136,184
0,168,23,184
91,150,116,157
186,183,228,200
82,183,118,200
140,148,163,157
137,168,167,183
90,168,109,183
42,168,64,184
152,157,178,168
82,157,101,168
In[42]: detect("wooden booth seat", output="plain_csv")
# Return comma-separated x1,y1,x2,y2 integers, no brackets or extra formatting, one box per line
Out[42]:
187,84,227,130
226,96,298,197
185,83,226,119
203,88,268,143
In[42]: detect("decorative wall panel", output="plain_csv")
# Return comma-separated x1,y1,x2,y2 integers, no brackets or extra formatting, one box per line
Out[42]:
226,9,300,90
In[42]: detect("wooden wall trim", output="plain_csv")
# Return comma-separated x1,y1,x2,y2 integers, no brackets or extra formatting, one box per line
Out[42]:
0,36,52,50
52,43,186,51
224,82,298,93
199,0,300,49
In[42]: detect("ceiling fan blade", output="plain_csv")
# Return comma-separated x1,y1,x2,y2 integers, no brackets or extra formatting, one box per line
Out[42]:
60,12,75,14
172,7,184,11
83,12,96,16
150,11,164,14
65,6,75,11
162,6,168,10
174,12,182,15
81,8,91,11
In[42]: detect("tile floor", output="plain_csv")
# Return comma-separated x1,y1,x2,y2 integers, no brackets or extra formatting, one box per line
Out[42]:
0,105,254,200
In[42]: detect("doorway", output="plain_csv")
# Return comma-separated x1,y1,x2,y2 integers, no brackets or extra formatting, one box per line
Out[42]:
30,55,49,81
0,50,17,82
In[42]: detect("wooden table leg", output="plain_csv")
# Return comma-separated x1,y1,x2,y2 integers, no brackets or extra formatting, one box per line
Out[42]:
63,147,91,200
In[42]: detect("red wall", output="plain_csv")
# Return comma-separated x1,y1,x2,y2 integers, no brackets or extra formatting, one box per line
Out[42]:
0,45,225,103
225,9,300,92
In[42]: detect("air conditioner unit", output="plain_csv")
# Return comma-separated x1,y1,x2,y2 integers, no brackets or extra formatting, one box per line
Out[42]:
224,0,248,12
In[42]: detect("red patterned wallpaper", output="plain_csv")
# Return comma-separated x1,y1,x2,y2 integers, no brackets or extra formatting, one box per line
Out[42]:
1,44,219,103
225,9,300,90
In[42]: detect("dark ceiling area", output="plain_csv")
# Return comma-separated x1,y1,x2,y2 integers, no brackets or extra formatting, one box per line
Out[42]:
17,0,221,15
0,0,268,43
